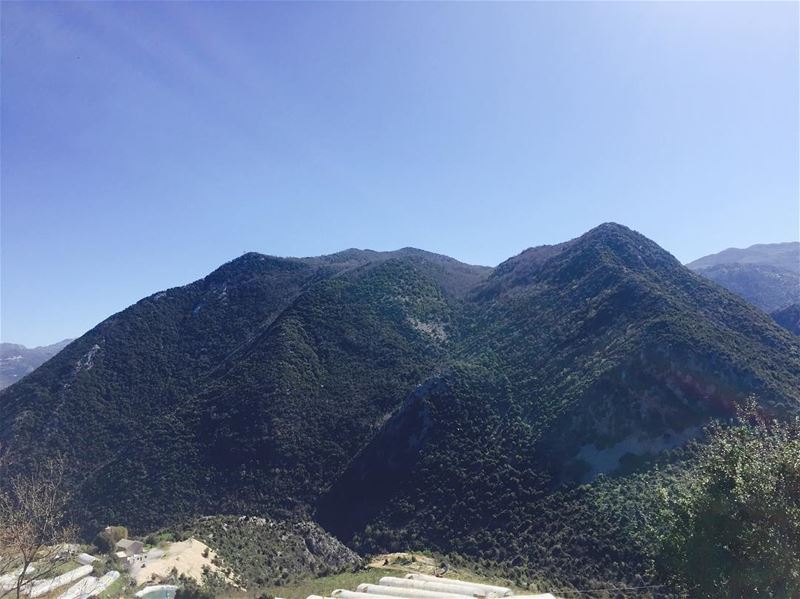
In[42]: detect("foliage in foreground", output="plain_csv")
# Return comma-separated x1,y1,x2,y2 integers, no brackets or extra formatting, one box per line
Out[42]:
654,401,800,597
0,457,75,599
343,399,800,597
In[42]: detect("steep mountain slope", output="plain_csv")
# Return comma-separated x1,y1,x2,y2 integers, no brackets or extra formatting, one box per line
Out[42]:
317,225,800,587
0,248,489,531
689,263,799,312
772,302,800,335
686,242,799,312
194,255,484,517
2,223,799,596
188,515,363,589
0,339,73,389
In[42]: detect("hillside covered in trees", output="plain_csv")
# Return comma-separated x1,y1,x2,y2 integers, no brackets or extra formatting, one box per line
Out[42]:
1,223,799,595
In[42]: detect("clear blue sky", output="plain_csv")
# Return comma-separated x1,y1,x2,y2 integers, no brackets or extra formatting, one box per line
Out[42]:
2,1,798,347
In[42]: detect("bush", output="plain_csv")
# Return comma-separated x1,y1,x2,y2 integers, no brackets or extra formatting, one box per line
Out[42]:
175,579,214,599
93,525,129,553
658,400,800,597
106,526,129,541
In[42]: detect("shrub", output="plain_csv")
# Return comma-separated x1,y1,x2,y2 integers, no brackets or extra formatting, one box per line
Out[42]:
175,578,214,599
657,401,800,597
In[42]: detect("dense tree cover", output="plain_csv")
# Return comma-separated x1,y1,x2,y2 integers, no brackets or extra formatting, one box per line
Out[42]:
195,258,463,515
771,302,800,335
319,364,681,593
690,262,799,313
654,402,800,597
319,226,800,590
179,516,361,590
2,223,799,591
462,223,800,448
0,249,487,532
93,525,129,553
335,402,800,596
174,578,215,599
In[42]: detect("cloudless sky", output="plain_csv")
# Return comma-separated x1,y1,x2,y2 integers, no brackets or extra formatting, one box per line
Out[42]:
2,1,798,346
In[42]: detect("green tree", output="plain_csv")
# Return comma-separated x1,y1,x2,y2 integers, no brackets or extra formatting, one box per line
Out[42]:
93,525,128,554
660,400,800,597
175,578,214,599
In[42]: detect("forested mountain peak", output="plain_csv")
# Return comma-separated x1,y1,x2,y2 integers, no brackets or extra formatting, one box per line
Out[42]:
1,224,798,570
477,222,681,300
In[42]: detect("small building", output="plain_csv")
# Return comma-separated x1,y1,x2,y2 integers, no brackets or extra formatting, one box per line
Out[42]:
115,539,144,556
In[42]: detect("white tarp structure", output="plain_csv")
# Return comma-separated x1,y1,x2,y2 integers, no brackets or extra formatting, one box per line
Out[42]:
404,575,511,597
90,571,121,597
378,577,501,598
57,576,98,599
309,574,558,599
134,584,178,599
59,570,120,599
335,590,415,599
357,583,477,599
0,566,36,593
28,565,93,598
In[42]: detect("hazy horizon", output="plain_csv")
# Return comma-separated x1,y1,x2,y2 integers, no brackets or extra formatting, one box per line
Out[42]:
2,1,798,346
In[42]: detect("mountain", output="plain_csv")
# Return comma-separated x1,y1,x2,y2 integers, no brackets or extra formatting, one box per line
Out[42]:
1,223,799,590
686,242,799,312
318,226,800,580
0,248,490,532
772,303,800,335
686,241,799,272
0,339,73,389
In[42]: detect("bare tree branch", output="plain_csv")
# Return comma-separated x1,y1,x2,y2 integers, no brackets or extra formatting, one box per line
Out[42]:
0,457,77,599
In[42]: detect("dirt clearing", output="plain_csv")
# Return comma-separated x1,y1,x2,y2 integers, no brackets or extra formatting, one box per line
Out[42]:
132,538,221,586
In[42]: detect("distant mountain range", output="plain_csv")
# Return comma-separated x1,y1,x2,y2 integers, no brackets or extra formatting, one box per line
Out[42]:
686,242,799,314
1,224,798,590
0,339,73,389
687,241,799,272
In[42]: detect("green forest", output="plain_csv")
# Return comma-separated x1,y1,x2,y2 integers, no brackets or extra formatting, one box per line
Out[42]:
2,224,799,596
